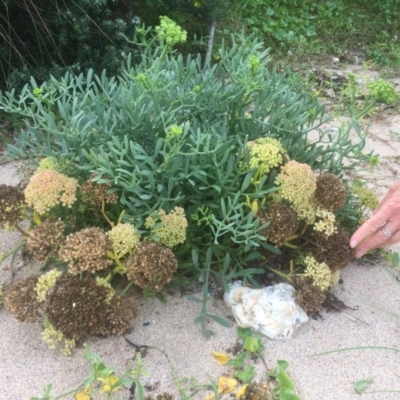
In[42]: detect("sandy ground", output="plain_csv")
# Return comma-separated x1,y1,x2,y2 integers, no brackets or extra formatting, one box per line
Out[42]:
1,89,400,400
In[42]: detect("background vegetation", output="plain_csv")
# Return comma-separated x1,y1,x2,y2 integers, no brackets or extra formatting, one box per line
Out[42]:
2,0,400,90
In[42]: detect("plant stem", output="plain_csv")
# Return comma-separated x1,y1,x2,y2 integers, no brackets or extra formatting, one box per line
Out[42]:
264,265,294,283
119,280,135,298
0,240,25,266
301,224,309,235
283,242,298,249
54,386,85,400
285,234,298,242
313,346,400,357
101,199,114,228
205,18,217,66
14,223,29,237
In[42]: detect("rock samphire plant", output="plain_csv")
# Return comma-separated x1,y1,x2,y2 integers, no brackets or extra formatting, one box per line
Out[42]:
0,19,373,342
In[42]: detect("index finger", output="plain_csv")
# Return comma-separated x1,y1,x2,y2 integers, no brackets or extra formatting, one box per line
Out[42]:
350,207,391,248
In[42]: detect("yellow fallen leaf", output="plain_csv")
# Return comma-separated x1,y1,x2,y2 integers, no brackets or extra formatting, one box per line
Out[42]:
218,376,238,394
236,384,248,397
75,389,90,400
211,351,230,365
99,373,120,392
204,393,215,400
204,375,238,400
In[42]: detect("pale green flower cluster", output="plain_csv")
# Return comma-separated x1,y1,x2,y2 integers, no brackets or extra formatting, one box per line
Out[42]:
330,270,341,286
42,317,76,356
313,208,337,236
35,269,62,302
24,170,78,215
135,73,147,84
96,277,115,303
156,16,187,46
2,222,11,231
145,206,187,248
167,124,183,141
303,255,332,291
249,55,260,73
274,160,317,223
351,184,380,210
107,223,140,257
246,137,285,176
37,157,59,171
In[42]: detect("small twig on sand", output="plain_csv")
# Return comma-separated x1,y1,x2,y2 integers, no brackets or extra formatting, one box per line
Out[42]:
327,300,369,325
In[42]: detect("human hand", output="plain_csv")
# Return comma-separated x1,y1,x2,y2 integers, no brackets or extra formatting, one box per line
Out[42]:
350,181,400,258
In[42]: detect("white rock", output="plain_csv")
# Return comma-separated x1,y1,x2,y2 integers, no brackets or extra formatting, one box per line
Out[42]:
224,282,309,340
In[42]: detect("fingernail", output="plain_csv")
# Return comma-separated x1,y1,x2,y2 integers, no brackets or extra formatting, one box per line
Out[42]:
350,240,358,248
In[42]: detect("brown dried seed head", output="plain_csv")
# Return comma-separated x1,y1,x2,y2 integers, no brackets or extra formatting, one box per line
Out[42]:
313,224,352,271
80,174,118,208
0,184,25,229
295,276,327,316
126,242,178,291
239,381,272,400
27,217,66,262
45,274,136,341
258,202,298,246
4,276,41,322
144,393,175,400
59,227,112,274
314,173,346,212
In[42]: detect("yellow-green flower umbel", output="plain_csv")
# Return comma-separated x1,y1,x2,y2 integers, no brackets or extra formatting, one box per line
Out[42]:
36,157,60,172
42,317,76,356
35,269,62,302
107,223,140,257
351,183,380,210
244,137,286,177
273,160,317,223
313,207,337,237
155,16,187,46
302,255,332,291
249,55,260,74
145,206,187,248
